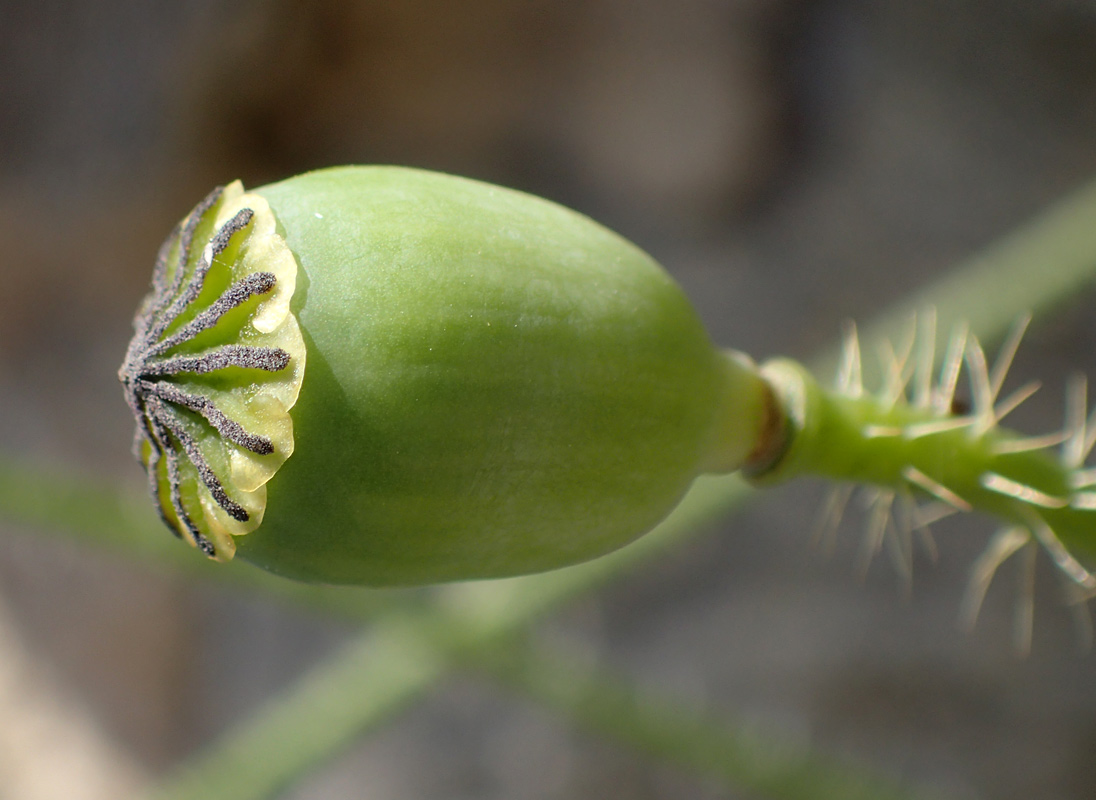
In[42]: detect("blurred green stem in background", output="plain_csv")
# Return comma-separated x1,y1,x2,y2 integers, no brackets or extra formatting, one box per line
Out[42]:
472,633,936,800
3,176,1096,799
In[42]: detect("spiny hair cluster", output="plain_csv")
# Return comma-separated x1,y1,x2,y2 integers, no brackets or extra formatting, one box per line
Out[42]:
118,187,291,556
816,311,1096,651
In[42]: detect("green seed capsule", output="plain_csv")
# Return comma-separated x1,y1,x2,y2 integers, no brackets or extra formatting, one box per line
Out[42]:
120,166,771,585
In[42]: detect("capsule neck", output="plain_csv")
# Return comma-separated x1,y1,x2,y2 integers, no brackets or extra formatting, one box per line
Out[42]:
700,349,781,475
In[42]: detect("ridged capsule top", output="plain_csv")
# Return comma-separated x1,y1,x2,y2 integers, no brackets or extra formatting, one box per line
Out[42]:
119,182,305,559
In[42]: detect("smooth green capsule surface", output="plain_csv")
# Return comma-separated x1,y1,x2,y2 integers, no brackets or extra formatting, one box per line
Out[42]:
121,166,769,585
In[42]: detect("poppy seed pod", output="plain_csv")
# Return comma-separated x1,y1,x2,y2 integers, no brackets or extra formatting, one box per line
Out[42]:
120,166,772,585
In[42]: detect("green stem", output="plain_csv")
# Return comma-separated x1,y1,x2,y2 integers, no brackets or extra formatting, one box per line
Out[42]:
823,176,1096,381
152,609,946,800
471,636,946,800
149,613,448,800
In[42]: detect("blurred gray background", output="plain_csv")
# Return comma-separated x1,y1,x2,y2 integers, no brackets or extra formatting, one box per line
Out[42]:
2,1,1096,798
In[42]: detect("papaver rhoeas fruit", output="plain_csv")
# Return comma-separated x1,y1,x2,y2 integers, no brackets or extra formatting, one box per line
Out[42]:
120,166,772,585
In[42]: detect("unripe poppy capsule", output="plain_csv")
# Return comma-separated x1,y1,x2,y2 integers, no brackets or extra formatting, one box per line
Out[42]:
120,166,773,585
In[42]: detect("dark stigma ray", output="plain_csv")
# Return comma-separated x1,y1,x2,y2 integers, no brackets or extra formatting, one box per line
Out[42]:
146,271,277,358
159,425,217,557
145,344,290,377
149,207,255,344
140,379,274,455
148,397,250,523
151,187,225,326
208,207,255,256
139,428,181,539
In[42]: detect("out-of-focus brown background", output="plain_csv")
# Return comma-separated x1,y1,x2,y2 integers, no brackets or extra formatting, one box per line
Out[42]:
2,1,1096,798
